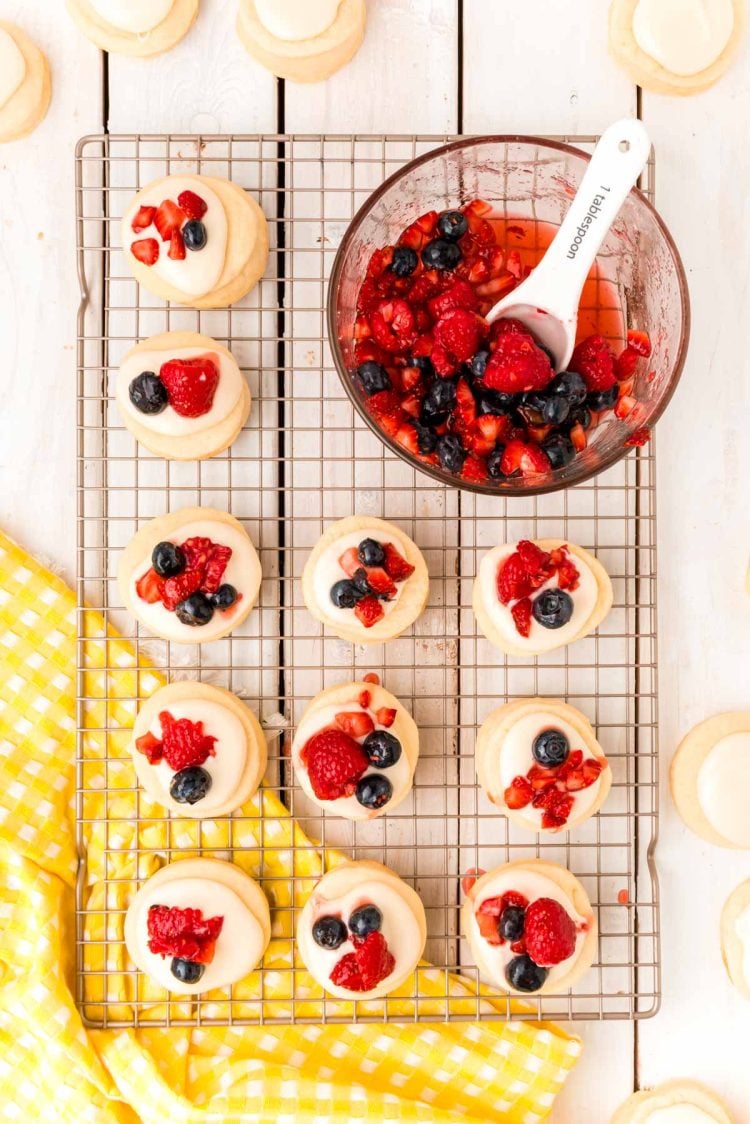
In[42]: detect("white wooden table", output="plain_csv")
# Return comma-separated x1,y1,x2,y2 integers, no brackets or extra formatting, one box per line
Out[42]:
2,1,749,1119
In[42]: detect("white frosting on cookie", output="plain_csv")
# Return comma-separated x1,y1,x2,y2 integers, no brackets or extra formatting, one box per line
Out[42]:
293,701,411,820
469,869,587,988
90,0,174,34
697,732,750,847
145,699,248,814
736,903,750,986
0,29,26,110
632,0,734,76
478,544,598,655
298,882,421,992
255,0,341,41
132,875,265,991
123,177,227,299
117,347,243,437
311,529,407,625
644,1108,716,1124
497,709,602,828
129,519,257,643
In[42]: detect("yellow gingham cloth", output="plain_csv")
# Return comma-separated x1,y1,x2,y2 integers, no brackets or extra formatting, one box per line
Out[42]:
0,529,581,1122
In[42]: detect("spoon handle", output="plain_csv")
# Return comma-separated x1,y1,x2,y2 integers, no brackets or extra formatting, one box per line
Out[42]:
519,119,651,323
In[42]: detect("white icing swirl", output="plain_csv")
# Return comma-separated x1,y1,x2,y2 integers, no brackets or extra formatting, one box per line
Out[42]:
0,29,26,110
132,876,265,992
122,176,227,299
632,0,734,76
255,0,341,41
117,347,243,437
645,1108,716,1124
90,0,174,34
312,529,407,625
697,732,750,847
478,543,599,654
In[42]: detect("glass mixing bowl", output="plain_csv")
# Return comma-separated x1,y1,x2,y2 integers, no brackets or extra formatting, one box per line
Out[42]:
327,135,690,495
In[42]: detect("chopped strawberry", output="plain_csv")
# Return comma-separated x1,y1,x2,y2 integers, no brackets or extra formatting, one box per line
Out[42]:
452,377,476,431
395,422,419,454
570,334,616,392
504,775,533,809
400,395,422,420
329,931,395,991
131,205,156,233
475,889,530,946
625,426,651,447
136,567,165,604
354,594,384,628
363,672,380,685
484,333,553,394
464,414,512,456
433,308,485,364
524,898,577,967
462,454,489,482
302,728,369,801
569,422,587,452
135,731,162,764
159,355,219,418
626,329,651,357
376,707,397,728
497,553,532,604
614,346,639,382
177,189,208,220
380,545,413,585
147,904,223,965
476,910,502,944
511,597,533,637
338,547,361,577
364,567,398,600
358,690,371,709
461,868,485,895
154,198,185,242
334,711,375,739
131,237,159,266
370,299,416,354
475,272,516,300
614,394,636,419
582,758,605,785
366,390,405,437
159,710,217,771
427,279,479,319
517,539,551,580
550,549,580,592
500,439,550,477
168,227,186,260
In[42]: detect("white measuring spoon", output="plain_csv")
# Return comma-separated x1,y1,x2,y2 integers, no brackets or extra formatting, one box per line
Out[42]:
486,118,652,371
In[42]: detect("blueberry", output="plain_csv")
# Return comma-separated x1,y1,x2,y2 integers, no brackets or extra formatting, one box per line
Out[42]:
358,538,386,567
407,355,435,376
486,445,506,479
170,957,205,984
129,371,168,415
170,765,212,804
175,592,215,626
211,583,238,610
542,433,576,470
532,588,574,629
499,905,525,942
436,433,466,473
567,404,591,430
421,238,461,271
355,773,393,810
478,390,517,416
505,954,548,993
549,370,587,405
312,915,347,950
436,210,468,241
390,245,419,277
356,361,391,395
351,568,373,596
414,421,438,454
587,385,618,410
362,730,402,768
421,378,456,421
151,541,186,577
330,579,363,609
541,395,570,425
469,350,490,379
520,390,548,417
532,727,570,768
183,220,207,251
349,904,383,937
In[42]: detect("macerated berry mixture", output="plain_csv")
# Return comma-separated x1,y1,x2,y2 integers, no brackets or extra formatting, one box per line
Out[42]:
473,889,580,992
136,536,239,628
497,539,580,640
147,904,224,964
350,201,652,483
329,536,415,630
329,930,396,991
301,703,403,811
135,710,218,771
131,190,209,267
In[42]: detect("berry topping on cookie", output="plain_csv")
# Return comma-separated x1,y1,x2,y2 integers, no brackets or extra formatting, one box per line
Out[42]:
355,774,393,809
129,189,213,269
131,237,160,266
329,930,396,992
505,954,549,992
312,916,347,949
302,729,369,801
349,904,383,937
135,710,217,771
147,904,224,964
135,535,234,626
129,371,168,415
475,891,529,946
496,541,581,639
503,738,604,830
170,765,212,805
159,355,220,417
326,537,415,628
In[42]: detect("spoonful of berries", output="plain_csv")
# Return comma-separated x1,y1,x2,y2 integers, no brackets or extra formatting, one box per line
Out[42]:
486,118,651,371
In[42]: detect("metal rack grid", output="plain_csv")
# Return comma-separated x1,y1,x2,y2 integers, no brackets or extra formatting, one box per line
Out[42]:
75,133,660,1027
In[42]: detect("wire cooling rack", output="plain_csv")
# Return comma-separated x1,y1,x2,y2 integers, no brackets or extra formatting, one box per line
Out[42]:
75,133,660,1027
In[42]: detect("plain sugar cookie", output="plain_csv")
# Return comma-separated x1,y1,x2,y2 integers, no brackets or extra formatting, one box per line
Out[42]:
721,878,750,1000
0,22,51,143
237,0,366,82
124,858,270,994
462,859,597,996
115,331,250,460
475,698,612,834
610,1080,733,1123
130,682,267,817
670,712,750,848
473,538,613,657
608,0,744,95
291,678,419,820
118,506,262,643
121,174,269,309
66,0,199,57
302,516,429,644
297,860,426,999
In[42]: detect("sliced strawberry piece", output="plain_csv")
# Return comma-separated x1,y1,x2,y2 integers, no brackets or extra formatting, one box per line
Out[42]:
358,690,371,709
626,329,651,357
160,355,220,418
154,198,186,242
614,346,639,382
136,567,165,604
168,227,186,260
453,376,476,431
334,711,375,739
462,454,489,482
338,547,361,577
177,189,207,220
131,205,156,233
517,539,551,578
497,553,532,604
570,334,616,392
363,567,398,600
366,246,395,278
376,707,397,728
395,422,419,454
484,333,553,394
461,868,485,896
366,389,406,437
476,910,502,944
582,758,605,786
354,595,384,628
475,272,516,300
400,394,422,419
400,365,423,392
504,775,533,809
135,731,162,764
500,439,550,478
569,422,588,452
464,414,512,456
381,542,414,582
614,394,636,419
131,238,159,266
511,597,533,637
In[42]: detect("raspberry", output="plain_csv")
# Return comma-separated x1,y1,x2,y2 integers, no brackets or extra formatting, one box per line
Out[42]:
160,356,220,418
484,333,553,394
159,536,232,610
625,426,651,447
147,904,223,963
497,552,532,604
158,710,217,771
570,334,616,392
524,898,577,966
381,542,415,582
488,316,533,344
511,597,532,637
427,279,478,319
303,728,369,801
329,931,395,991
433,308,484,364
369,299,416,353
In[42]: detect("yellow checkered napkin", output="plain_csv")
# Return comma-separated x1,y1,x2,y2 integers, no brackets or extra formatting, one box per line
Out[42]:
0,530,581,1122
